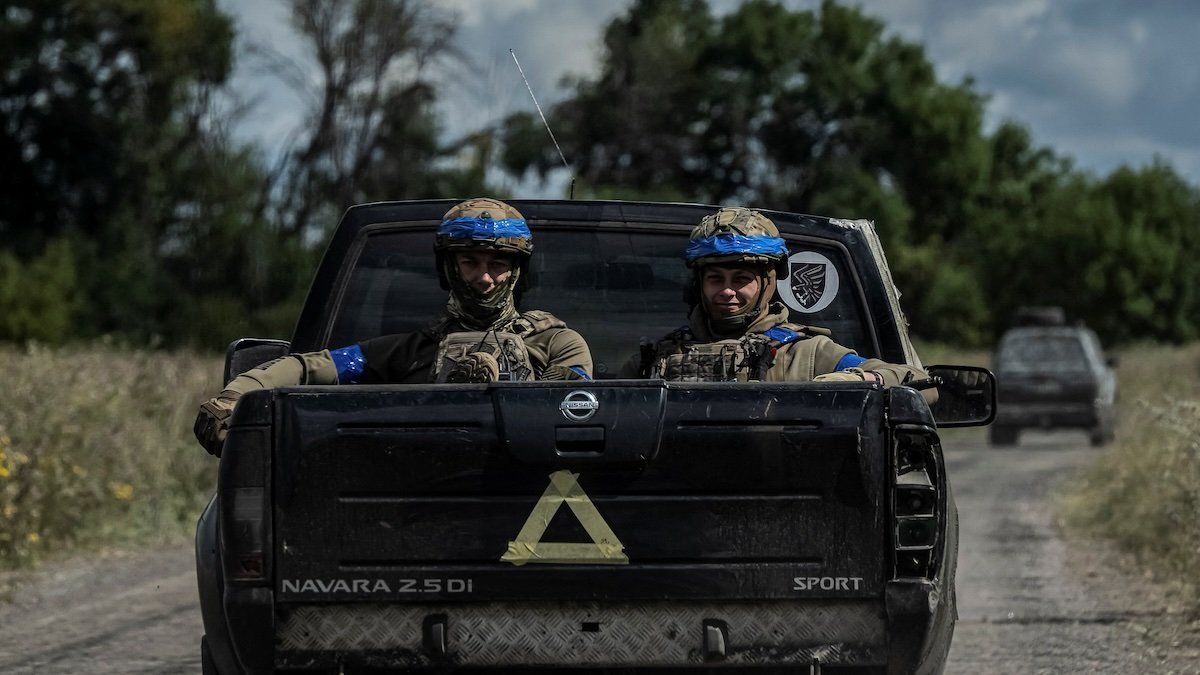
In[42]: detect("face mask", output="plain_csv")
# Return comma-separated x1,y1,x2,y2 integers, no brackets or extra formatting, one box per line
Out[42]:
444,255,521,329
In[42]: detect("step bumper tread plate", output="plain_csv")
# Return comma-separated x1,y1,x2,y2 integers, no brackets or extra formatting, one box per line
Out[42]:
276,599,886,667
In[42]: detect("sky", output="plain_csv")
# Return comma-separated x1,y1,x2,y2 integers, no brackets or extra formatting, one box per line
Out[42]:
219,0,1200,197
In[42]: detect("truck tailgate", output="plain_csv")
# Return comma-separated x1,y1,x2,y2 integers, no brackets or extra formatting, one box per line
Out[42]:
272,381,889,604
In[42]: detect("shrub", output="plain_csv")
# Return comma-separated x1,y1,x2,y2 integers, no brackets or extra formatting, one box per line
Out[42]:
1062,343,1200,603
0,239,77,344
0,342,220,566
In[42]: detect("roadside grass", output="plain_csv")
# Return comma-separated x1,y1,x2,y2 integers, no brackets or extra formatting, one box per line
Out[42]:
0,341,220,568
1061,342,1200,605
912,341,991,369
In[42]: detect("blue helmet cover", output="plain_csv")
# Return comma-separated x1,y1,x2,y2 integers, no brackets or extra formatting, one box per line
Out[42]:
686,233,787,262
438,216,531,241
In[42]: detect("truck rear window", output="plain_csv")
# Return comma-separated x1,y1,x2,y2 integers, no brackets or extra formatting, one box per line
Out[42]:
997,335,1090,374
327,225,873,378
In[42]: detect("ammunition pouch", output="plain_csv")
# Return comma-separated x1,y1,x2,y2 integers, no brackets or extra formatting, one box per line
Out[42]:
433,331,534,382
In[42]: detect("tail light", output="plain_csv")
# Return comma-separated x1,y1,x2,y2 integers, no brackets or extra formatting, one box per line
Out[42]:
218,393,272,583
891,423,944,579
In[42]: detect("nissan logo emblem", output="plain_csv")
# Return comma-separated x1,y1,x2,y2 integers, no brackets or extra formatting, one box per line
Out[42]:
559,390,599,422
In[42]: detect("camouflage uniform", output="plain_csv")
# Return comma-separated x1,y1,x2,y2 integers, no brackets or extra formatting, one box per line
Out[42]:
648,207,930,389
195,198,592,455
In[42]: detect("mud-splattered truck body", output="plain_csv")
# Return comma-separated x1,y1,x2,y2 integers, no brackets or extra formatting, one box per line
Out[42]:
196,200,994,674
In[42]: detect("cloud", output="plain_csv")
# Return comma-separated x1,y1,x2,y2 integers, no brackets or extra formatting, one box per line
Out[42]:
218,0,1200,186
432,0,619,143
851,0,1200,181
216,0,313,156
435,0,543,25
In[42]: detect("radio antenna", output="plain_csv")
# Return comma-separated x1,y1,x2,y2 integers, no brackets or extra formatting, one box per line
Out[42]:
510,49,575,199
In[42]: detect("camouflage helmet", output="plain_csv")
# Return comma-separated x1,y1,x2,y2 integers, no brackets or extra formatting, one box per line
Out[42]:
435,198,533,258
685,207,788,337
685,207,787,268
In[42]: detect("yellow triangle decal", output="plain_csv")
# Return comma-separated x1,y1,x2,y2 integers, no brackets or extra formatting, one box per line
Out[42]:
500,470,629,566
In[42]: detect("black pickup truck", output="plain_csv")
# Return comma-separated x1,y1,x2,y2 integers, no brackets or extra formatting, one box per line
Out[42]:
196,200,995,674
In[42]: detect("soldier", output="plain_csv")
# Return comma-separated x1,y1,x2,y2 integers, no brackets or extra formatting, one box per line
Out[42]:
194,198,592,455
644,207,932,390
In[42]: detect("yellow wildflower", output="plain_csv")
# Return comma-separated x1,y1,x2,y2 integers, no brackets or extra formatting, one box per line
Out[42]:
111,483,135,501
26,532,39,543
0,466,9,478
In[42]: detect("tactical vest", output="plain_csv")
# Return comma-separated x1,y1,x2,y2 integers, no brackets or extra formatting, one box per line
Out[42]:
430,310,567,383
433,331,533,382
649,323,830,382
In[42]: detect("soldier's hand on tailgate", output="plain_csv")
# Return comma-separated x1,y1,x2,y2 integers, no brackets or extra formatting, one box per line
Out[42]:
194,393,239,456
814,368,883,384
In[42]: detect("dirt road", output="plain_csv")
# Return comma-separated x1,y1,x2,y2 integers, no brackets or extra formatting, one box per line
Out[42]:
0,545,200,673
0,431,1195,673
946,431,1199,673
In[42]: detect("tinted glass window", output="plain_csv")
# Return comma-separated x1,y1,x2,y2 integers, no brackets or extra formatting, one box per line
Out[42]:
997,335,1090,374
328,226,872,378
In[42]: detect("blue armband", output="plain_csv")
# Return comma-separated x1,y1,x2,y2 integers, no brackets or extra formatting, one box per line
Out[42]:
835,353,867,371
569,366,592,380
330,344,366,384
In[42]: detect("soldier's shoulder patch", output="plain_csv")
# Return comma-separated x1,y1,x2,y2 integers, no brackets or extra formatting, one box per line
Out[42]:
514,310,567,336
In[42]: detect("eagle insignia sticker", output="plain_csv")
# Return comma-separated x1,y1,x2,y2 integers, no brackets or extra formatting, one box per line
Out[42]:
778,251,839,313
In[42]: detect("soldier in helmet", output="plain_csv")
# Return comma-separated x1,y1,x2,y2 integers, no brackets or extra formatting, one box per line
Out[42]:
194,198,592,455
644,207,931,391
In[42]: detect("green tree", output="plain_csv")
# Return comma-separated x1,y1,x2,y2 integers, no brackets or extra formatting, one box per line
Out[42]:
0,239,76,343
0,1,338,347
0,0,258,344
502,0,1000,341
498,0,1200,346
985,162,1200,344
265,0,497,240
0,0,233,250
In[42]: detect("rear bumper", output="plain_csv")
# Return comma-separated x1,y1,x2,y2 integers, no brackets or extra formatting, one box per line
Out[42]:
273,599,888,670
995,402,1098,429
